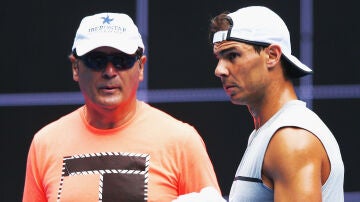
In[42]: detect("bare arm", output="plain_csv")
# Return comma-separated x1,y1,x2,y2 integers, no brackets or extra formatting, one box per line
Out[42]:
262,127,330,202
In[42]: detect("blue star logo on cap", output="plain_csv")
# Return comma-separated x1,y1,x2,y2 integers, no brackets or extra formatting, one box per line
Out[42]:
101,15,113,24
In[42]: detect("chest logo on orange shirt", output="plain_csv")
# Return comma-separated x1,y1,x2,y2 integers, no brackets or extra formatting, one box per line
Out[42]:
57,152,149,201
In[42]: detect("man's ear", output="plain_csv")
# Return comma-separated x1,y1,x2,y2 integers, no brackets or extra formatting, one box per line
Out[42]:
69,54,79,82
138,55,147,81
266,44,282,68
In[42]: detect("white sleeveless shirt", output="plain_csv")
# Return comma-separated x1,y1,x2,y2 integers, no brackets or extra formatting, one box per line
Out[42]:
229,100,344,202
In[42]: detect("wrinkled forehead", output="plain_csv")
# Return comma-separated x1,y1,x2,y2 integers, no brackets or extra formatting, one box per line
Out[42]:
213,41,252,56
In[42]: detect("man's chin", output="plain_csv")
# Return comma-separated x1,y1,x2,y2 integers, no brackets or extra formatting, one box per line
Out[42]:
96,98,122,109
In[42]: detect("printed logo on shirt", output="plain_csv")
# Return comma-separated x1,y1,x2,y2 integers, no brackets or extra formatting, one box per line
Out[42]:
57,152,150,202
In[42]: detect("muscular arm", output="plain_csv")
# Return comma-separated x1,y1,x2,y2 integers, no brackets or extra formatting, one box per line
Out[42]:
262,127,330,202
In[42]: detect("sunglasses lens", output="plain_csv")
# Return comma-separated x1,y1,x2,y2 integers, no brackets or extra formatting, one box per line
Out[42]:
83,52,105,70
112,55,137,70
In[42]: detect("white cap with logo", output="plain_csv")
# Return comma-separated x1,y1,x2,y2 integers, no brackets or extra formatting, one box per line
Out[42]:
212,6,312,77
72,12,144,56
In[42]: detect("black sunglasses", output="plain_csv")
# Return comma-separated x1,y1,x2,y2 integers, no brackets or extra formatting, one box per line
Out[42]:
73,50,141,71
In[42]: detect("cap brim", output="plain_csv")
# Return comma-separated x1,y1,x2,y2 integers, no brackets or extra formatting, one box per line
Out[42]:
74,37,140,56
282,52,312,77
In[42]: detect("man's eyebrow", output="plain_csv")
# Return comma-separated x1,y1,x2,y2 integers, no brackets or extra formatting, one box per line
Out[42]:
217,47,237,57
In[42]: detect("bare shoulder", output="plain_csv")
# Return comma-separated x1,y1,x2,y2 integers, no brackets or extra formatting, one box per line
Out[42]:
262,127,329,189
268,127,324,156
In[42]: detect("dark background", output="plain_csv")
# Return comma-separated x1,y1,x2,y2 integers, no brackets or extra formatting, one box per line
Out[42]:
1,0,359,201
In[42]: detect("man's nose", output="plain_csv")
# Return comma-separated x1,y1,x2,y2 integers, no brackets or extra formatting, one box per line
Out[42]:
102,62,117,78
214,59,229,78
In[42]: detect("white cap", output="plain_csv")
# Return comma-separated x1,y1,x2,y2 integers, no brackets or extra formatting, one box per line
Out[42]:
212,6,312,77
72,12,144,56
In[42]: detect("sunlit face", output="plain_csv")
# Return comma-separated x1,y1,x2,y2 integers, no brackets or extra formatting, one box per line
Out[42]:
71,46,146,110
213,41,270,105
